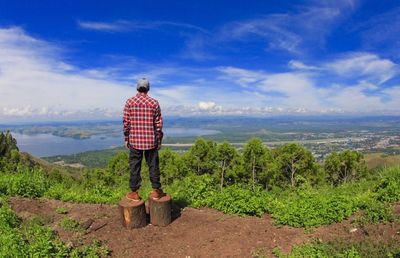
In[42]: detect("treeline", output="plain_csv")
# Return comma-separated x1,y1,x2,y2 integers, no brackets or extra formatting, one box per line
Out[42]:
0,133,369,193
158,138,367,190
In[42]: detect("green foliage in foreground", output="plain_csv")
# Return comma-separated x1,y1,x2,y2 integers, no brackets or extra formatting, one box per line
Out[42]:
1,166,400,228
167,167,400,227
0,196,110,257
271,239,400,258
59,217,82,232
1,132,400,228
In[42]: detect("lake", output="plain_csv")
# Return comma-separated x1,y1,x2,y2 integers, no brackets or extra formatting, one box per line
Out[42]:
12,128,220,157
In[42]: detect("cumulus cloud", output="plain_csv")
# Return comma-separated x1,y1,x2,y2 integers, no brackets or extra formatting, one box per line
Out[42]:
327,52,398,84
216,63,400,114
0,27,133,121
198,101,216,110
0,26,399,122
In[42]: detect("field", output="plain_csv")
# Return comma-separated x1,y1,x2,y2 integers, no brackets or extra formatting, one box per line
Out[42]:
365,153,400,170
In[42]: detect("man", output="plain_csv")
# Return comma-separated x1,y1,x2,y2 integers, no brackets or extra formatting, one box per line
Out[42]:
123,78,164,201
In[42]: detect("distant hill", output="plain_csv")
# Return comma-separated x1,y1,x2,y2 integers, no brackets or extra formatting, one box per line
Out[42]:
43,147,127,168
19,152,83,178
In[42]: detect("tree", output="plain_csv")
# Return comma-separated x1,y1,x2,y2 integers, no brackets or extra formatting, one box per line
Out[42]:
0,131,19,158
243,138,266,191
184,138,217,175
159,148,187,185
324,150,367,185
107,151,129,177
216,141,239,191
0,131,20,171
272,143,317,187
259,149,281,189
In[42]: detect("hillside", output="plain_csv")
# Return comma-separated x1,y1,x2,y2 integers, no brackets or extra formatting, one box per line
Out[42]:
2,132,400,257
9,197,400,257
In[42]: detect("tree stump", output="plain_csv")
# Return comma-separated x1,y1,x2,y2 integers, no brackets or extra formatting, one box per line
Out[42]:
148,194,172,226
118,197,147,229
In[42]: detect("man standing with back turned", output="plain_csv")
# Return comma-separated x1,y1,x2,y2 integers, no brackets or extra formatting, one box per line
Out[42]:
123,78,164,201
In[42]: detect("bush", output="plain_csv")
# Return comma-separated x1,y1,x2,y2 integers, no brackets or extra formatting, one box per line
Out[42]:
59,217,82,232
0,168,49,197
167,174,217,207
269,186,357,228
374,167,400,202
210,185,271,216
22,220,70,257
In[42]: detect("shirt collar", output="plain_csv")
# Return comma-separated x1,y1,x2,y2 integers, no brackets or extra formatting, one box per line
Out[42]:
136,92,148,97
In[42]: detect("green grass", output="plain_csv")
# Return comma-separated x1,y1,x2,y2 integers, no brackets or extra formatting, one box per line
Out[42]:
0,196,110,257
59,217,82,232
56,207,68,214
272,239,400,258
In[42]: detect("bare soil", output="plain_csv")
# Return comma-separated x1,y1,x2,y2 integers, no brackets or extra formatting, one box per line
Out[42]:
10,197,400,258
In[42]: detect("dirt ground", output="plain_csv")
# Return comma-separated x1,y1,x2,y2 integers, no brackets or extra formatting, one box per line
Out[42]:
10,197,400,258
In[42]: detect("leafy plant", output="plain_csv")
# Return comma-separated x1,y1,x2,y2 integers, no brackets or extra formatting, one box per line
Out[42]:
59,217,82,232
56,207,68,214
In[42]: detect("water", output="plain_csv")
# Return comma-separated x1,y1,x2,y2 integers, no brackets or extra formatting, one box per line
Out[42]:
12,128,220,157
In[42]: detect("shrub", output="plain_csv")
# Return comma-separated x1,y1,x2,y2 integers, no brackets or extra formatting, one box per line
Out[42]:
0,168,49,197
269,186,357,228
374,167,400,202
59,217,82,232
210,185,271,216
167,174,217,207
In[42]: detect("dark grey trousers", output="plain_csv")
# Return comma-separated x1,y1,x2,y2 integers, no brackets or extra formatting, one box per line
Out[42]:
129,148,161,191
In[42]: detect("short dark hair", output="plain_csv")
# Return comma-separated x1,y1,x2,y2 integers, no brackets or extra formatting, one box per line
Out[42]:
137,87,149,93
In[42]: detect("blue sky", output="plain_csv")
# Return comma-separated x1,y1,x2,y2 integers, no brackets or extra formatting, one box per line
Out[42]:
0,0,399,121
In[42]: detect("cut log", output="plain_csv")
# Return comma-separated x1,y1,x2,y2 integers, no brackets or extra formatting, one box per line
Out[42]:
118,197,147,229
148,194,172,226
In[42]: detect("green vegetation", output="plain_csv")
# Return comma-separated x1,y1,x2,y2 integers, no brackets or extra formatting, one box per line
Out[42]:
1,131,400,257
271,239,400,258
365,152,400,170
56,207,68,214
59,217,82,232
44,147,125,168
0,196,109,257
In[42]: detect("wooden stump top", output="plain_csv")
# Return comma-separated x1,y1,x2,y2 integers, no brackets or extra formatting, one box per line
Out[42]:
149,194,171,203
119,197,145,207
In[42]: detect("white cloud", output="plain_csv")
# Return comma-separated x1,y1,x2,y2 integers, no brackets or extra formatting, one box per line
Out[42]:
288,60,319,70
77,21,133,32
0,27,133,120
0,26,399,121
198,101,216,110
327,53,398,84
217,64,400,114
78,20,208,33
217,6,343,53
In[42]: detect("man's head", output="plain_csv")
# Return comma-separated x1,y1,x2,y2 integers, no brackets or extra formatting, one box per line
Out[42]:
137,78,150,93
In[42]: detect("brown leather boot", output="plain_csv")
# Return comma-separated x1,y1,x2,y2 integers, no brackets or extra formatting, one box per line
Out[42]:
150,189,165,200
126,191,141,201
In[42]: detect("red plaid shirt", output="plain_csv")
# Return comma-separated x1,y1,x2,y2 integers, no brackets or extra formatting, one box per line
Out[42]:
123,92,163,150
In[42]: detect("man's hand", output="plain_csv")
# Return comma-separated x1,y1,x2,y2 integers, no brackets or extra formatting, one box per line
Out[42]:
124,141,130,149
156,136,162,150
